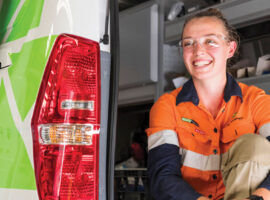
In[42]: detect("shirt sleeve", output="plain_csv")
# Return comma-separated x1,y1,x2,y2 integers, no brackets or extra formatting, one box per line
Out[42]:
250,89,270,190
146,94,201,200
250,89,270,138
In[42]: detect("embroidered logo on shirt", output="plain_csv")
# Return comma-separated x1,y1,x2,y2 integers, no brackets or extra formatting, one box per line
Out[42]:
231,112,243,123
195,128,206,135
232,112,237,118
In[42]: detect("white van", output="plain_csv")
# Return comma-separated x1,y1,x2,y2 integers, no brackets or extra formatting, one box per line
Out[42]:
0,0,119,199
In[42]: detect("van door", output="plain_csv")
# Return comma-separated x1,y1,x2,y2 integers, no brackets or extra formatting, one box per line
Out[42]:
0,0,119,199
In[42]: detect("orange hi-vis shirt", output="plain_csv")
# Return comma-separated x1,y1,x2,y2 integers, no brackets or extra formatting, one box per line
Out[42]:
146,74,270,200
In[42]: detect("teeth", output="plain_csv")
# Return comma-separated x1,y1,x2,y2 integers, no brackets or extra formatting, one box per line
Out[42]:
194,60,211,66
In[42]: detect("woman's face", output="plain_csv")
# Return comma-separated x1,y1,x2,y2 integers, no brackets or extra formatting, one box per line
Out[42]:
181,17,236,81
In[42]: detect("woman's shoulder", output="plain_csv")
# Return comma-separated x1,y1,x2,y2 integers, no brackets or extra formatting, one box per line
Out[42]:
238,81,269,99
151,87,184,110
157,87,183,102
238,81,266,93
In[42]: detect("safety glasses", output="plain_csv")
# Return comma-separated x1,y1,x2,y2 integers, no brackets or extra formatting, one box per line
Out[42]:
179,34,228,51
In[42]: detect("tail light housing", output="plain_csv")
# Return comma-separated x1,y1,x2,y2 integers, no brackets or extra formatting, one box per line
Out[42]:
31,34,100,200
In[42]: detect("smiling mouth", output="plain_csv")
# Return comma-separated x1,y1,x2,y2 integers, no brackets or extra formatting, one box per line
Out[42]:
193,60,212,67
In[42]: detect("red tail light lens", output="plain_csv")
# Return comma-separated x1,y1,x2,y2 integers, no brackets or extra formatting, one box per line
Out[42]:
31,34,100,200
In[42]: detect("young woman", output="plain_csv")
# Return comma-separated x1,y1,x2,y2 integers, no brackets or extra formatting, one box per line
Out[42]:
147,8,270,200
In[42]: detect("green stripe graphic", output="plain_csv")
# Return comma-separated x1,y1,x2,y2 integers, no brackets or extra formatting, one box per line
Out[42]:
0,79,36,189
8,35,57,121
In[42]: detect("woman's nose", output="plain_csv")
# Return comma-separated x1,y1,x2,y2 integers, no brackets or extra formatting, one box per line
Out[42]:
193,42,206,54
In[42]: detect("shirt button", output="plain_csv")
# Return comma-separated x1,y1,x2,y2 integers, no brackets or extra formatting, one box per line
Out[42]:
214,128,218,133
213,149,218,154
208,194,212,198
212,174,217,180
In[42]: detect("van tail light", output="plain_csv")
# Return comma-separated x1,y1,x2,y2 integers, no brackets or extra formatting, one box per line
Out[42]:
31,34,100,200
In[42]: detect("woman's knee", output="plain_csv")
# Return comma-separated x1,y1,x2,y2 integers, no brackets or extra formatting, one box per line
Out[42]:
230,133,270,164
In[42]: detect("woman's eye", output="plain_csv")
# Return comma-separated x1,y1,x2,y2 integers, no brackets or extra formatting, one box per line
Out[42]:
205,39,219,47
183,41,193,47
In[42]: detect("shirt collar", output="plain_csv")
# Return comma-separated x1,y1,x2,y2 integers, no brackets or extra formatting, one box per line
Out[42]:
176,73,243,106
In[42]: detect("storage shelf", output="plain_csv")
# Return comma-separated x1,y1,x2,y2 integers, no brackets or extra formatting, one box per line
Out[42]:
238,74,270,94
165,0,270,43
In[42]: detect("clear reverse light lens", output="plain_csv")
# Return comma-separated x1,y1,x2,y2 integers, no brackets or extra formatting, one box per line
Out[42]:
39,124,99,145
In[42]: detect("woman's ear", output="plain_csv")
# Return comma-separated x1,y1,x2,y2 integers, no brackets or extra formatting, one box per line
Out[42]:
227,41,237,59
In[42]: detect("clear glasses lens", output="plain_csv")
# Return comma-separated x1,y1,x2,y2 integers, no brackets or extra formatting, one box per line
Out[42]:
179,34,227,50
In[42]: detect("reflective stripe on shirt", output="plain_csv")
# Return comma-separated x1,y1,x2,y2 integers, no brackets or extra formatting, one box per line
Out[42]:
180,148,221,171
148,130,179,150
259,122,270,138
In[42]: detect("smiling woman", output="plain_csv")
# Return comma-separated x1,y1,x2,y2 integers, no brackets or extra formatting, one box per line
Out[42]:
182,16,236,82
146,8,270,200
180,15,238,118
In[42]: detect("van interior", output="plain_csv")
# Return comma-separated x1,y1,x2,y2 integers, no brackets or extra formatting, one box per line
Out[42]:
114,0,270,199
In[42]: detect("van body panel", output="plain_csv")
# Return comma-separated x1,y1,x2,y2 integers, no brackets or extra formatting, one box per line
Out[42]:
0,0,111,199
